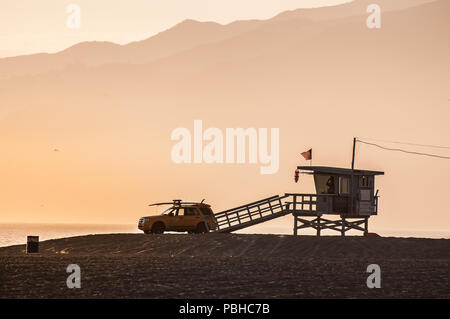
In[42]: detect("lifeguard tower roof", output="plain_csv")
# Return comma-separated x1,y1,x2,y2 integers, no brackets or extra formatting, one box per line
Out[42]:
297,166,384,176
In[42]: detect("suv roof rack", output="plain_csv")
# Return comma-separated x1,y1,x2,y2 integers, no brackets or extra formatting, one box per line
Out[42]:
148,200,208,207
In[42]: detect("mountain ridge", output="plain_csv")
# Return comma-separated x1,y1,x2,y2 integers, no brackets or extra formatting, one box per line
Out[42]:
0,0,437,80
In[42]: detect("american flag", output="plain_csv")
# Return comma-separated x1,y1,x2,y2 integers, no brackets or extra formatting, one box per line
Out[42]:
301,149,312,160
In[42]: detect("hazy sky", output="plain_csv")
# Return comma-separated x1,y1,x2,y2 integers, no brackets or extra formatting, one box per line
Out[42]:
1,0,448,237
0,0,350,58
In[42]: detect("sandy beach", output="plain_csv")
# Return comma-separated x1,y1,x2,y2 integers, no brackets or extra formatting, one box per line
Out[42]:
0,233,449,298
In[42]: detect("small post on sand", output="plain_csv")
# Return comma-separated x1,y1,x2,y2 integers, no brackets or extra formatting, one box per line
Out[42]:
26,236,39,254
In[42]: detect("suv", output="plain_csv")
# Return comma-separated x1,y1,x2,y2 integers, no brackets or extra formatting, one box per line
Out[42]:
138,200,217,234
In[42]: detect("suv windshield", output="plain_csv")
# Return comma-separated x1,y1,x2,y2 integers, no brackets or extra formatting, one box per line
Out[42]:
161,207,177,216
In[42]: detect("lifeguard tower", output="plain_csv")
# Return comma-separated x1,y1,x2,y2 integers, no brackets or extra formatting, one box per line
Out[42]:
286,166,384,236
205,138,384,236
212,162,383,236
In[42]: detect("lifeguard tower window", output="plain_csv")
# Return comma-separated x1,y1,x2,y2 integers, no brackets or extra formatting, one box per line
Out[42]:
314,175,336,194
339,176,349,194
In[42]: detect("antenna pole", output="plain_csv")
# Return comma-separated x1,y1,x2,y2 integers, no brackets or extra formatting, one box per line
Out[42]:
350,137,356,216
351,137,356,170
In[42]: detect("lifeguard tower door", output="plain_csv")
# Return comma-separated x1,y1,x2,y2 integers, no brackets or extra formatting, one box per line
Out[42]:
357,175,375,216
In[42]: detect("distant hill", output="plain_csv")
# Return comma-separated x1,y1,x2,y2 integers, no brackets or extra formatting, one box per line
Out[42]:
0,0,436,80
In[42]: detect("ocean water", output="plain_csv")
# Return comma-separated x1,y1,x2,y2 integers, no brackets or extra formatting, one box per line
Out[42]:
0,223,139,247
0,223,448,247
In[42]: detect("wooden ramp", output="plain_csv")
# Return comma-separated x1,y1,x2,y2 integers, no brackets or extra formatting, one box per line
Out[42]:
214,195,290,233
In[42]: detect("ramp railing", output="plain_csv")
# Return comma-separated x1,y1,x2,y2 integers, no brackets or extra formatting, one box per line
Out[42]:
214,194,289,233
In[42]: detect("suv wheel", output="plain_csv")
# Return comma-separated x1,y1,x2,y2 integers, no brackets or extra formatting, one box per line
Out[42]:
152,222,165,234
195,222,209,234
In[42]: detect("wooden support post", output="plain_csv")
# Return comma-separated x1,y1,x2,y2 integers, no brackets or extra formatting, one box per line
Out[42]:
291,213,369,237
294,215,298,236
317,216,321,236
364,217,369,236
